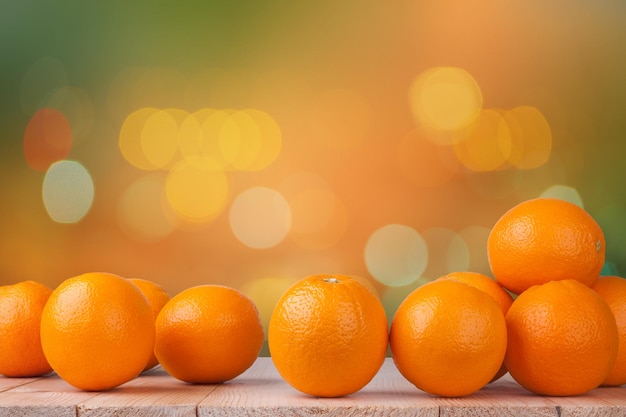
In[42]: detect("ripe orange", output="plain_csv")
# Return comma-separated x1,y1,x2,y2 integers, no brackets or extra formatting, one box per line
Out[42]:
436,271,513,383
40,272,155,391
437,271,513,314
268,274,388,397
505,279,618,396
390,279,507,397
592,276,626,386
129,278,171,372
0,280,53,377
154,285,264,383
488,198,605,295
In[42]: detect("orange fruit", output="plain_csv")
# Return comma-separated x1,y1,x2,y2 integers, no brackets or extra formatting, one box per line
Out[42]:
40,272,155,391
488,198,605,295
436,271,513,383
437,271,513,314
268,274,388,397
505,279,618,396
129,278,171,372
592,276,626,386
154,285,264,383
0,280,53,377
390,279,507,397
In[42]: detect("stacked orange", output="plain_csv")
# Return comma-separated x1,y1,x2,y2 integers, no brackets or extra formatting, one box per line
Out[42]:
389,197,624,397
487,198,619,396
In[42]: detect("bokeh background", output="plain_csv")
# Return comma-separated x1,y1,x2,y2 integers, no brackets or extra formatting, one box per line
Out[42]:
2,1,626,352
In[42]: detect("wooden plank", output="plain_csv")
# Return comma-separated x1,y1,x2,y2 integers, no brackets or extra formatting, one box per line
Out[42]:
0,376,42,393
1,358,626,416
545,386,626,417
435,375,559,417
198,358,439,417
0,374,99,417
77,367,218,417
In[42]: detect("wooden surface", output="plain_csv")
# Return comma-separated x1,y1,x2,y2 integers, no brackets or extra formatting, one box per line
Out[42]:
1,358,626,416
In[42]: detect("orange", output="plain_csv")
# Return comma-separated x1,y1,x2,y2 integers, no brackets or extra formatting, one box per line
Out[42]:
488,198,605,295
437,271,513,314
592,276,626,386
436,271,513,383
268,274,388,397
390,279,507,397
505,279,618,396
154,285,264,383
0,280,53,377
129,278,171,372
40,272,155,391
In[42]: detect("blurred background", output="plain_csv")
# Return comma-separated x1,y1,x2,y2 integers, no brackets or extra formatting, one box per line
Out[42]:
1,1,626,350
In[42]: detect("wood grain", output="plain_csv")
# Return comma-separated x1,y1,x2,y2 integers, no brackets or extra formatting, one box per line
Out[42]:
0,359,625,417
0,374,98,417
77,367,218,417
0,376,41,393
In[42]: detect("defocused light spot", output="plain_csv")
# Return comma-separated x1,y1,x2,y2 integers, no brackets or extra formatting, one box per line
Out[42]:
288,189,348,250
503,106,552,170
540,185,583,207
458,225,492,275
453,109,511,172
178,108,215,165
141,109,186,169
20,56,68,115
42,160,94,223
172,107,282,173
240,109,282,171
241,277,297,335
365,224,428,287
305,88,371,150
200,110,235,170
165,158,229,222
409,67,482,132
119,107,159,170
421,227,470,279
45,86,95,145
229,187,291,249
118,175,178,242
219,110,262,170
398,129,460,187
24,108,73,172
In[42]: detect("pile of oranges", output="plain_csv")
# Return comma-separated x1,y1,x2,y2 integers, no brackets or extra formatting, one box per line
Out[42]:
0,197,625,398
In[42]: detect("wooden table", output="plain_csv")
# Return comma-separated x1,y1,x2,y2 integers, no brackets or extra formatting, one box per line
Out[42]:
1,357,625,416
